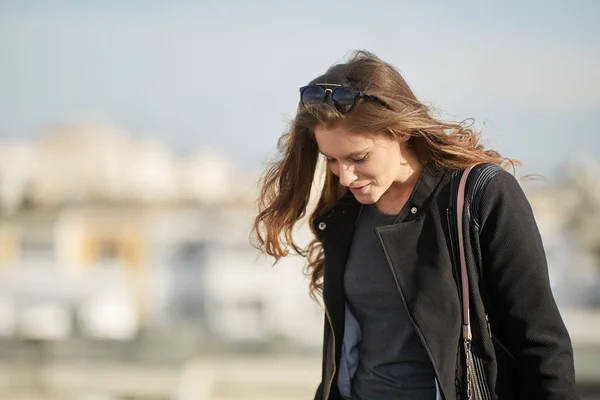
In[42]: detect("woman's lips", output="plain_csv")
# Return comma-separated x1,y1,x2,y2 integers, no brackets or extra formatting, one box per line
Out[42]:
350,184,369,194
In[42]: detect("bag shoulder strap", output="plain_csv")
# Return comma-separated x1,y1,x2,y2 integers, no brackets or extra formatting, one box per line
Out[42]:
457,165,476,342
456,163,504,342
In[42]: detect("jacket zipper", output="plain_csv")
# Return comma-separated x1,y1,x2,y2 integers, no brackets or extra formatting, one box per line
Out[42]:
486,315,516,361
485,314,492,338
376,229,446,400
324,305,336,400
446,208,460,284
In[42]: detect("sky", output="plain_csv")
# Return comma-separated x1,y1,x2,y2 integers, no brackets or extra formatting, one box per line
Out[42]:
0,0,599,176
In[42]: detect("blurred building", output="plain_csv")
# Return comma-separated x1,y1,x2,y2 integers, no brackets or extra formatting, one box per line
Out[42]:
524,158,600,308
0,123,322,349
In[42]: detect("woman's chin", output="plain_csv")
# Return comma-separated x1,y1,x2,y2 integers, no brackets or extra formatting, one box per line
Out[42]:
352,191,380,205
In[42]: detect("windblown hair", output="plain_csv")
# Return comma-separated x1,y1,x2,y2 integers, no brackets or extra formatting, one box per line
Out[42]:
252,50,518,300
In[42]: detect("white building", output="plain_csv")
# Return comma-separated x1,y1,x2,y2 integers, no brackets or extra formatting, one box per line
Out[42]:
0,123,323,348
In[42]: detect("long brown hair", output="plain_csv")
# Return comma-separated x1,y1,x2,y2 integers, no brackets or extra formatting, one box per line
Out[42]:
253,50,518,300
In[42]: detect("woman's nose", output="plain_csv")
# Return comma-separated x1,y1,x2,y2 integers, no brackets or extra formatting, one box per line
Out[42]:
338,164,357,187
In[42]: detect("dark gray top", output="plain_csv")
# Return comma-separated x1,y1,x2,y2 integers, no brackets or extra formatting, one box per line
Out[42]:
344,204,436,400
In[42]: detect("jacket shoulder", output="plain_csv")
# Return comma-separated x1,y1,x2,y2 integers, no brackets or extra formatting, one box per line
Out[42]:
468,165,523,229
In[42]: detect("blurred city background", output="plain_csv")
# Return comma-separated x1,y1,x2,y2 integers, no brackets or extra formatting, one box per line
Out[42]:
0,1,599,399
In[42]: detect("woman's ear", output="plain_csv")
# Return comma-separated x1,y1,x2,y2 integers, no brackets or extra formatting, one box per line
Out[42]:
398,133,411,144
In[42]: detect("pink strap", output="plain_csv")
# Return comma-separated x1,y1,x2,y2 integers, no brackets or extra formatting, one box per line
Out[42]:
457,165,477,342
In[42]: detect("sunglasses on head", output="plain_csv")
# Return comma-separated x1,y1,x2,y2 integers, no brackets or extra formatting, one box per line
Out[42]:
299,83,390,114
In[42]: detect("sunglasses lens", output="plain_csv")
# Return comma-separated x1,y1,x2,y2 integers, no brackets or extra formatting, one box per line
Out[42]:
331,87,357,113
301,86,326,107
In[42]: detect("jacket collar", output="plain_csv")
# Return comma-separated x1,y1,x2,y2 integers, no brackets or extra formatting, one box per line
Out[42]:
312,162,447,234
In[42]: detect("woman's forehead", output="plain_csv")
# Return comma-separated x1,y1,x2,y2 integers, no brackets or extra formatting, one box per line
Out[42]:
314,124,389,154
314,124,367,142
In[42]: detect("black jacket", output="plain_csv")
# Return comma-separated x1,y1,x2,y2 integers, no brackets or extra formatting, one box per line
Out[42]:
312,163,578,400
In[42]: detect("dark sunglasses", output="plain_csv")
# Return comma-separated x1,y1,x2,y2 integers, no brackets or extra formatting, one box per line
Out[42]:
299,83,390,114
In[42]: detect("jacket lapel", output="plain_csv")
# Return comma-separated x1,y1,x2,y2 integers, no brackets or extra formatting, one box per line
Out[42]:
376,217,461,397
314,194,362,359
374,166,461,400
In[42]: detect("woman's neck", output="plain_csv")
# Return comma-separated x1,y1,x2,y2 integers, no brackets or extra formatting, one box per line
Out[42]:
375,157,424,215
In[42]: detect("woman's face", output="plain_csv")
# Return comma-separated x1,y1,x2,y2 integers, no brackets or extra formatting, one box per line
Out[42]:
313,123,414,206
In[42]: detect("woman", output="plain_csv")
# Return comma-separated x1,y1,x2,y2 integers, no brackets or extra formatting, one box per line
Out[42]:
253,51,577,400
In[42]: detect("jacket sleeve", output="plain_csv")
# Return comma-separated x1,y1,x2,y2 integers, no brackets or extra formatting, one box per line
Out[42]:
477,170,578,399
314,311,329,400
314,382,324,400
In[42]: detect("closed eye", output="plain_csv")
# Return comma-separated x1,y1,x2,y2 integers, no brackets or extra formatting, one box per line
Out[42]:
353,154,369,164
323,152,369,164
